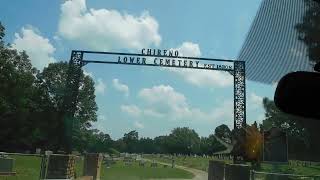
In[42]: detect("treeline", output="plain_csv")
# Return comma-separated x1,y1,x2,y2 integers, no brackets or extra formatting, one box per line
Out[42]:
112,127,227,155
82,127,228,155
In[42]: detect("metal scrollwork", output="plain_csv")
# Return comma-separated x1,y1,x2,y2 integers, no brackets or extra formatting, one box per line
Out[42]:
71,51,83,66
234,61,246,130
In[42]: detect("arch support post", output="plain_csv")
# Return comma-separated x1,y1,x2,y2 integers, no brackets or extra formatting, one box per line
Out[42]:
233,61,246,162
62,51,84,153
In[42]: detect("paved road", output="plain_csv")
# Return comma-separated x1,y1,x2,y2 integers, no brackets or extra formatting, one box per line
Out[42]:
145,159,208,180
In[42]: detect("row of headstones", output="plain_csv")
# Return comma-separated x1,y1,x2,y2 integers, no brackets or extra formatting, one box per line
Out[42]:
120,153,142,159
212,154,233,160
157,154,212,158
155,153,232,160
12,148,52,155
120,158,175,168
288,160,319,167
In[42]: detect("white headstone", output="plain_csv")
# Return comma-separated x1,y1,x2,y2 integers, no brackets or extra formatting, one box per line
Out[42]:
35,148,41,154
45,150,53,156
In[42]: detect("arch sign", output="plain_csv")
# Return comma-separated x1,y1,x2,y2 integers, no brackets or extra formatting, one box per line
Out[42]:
62,49,246,151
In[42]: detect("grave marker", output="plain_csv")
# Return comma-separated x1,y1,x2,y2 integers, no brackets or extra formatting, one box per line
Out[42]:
263,127,288,162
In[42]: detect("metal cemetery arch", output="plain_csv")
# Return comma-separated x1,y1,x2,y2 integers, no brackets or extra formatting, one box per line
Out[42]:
63,50,246,153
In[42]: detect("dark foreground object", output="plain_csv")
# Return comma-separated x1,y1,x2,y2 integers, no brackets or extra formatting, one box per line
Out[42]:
224,164,250,180
208,160,225,180
208,161,250,180
275,71,320,120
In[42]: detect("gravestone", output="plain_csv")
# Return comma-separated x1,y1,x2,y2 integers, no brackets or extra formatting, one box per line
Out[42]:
44,154,76,179
151,160,158,168
208,160,225,180
83,153,103,180
0,157,15,174
224,164,250,180
263,127,288,162
136,155,142,161
45,150,53,156
139,160,146,167
171,159,175,168
36,148,41,154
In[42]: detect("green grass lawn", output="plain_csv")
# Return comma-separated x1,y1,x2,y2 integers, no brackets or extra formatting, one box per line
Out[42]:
145,154,320,177
4,155,42,180
2,155,193,180
259,162,320,176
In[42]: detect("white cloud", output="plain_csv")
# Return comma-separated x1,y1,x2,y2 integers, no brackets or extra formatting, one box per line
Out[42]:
12,27,56,70
53,35,61,41
83,69,94,78
134,121,144,129
138,85,233,122
113,79,129,97
139,85,187,107
139,85,187,120
144,109,165,118
248,93,263,110
173,42,201,57
95,78,106,95
58,0,161,51
170,68,233,88
166,42,233,88
121,104,142,117
91,114,108,132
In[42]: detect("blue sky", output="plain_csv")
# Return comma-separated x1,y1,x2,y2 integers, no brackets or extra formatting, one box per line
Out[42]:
1,0,275,139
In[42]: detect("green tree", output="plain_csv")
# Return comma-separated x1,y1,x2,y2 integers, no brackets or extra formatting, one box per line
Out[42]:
214,124,231,142
296,0,320,65
0,22,98,152
0,22,52,151
168,127,200,154
261,98,307,142
123,130,139,153
137,137,156,154
200,135,227,155
37,62,98,151
85,129,113,153
261,97,320,160
38,62,97,128
154,135,170,153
